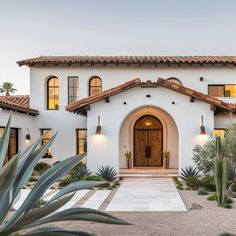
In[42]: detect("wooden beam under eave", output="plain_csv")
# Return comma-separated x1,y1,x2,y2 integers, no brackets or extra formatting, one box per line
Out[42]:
84,105,90,111
210,105,216,111
190,97,195,103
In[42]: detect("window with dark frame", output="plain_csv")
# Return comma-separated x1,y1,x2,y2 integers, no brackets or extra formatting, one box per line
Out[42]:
89,77,102,96
40,129,52,158
68,76,79,104
76,129,87,155
0,127,18,164
47,77,60,110
208,85,236,97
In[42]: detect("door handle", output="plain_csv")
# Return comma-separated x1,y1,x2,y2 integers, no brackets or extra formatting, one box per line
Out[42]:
145,146,151,159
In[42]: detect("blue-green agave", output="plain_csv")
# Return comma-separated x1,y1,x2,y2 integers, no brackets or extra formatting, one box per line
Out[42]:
0,117,129,236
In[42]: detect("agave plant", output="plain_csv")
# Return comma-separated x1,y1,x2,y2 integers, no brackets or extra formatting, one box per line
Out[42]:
0,117,129,236
74,165,92,180
180,166,200,181
96,166,118,182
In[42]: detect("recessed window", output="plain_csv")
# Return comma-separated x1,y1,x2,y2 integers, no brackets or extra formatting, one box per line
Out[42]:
68,76,79,104
76,129,87,155
47,77,60,110
0,127,18,164
213,129,225,138
208,85,236,97
167,77,182,85
89,77,102,96
40,129,52,158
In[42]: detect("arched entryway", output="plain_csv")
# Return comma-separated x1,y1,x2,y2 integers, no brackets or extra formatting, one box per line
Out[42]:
134,115,163,167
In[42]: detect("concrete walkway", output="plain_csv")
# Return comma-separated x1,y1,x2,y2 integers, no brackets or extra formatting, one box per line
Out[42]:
16,178,186,212
106,178,187,211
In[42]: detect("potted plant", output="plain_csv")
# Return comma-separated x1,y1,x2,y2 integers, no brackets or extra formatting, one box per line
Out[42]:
124,150,132,169
163,151,170,169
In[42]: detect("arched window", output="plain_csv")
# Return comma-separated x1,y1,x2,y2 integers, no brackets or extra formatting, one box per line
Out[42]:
167,77,182,85
47,77,59,110
89,77,102,96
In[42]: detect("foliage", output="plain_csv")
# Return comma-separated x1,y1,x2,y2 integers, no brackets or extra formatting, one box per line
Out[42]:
207,193,217,201
200,175,216,192
74,165,92,180
186,176,201,190
58,176,77,187
0,117,129,236
230,182,236,192
193,123,236,176
219,233,234,236
124,150,132,159
180,166,200,181
29,176,38,182
96,166,118,182
172,177,183,190
0,82,17,96
197,187,208,195
33,162,52,175
214,137,228,207
85,175,105,181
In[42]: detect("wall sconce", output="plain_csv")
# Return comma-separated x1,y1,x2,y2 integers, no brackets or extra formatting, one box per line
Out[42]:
25,128,31,140
95,115,102,135
200,115,206,135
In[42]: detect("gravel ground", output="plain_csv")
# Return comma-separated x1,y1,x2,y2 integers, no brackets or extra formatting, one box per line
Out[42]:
49,190,236,236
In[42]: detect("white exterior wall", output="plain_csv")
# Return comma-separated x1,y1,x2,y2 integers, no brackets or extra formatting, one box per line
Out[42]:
86,86,214,174
0,109,34,151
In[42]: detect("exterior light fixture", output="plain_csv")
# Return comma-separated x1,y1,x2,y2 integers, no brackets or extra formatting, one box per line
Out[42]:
25,128,31,140
200,115,206,135
95,115,102,135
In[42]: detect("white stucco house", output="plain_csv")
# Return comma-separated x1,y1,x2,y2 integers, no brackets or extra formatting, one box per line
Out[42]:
1,56,236,175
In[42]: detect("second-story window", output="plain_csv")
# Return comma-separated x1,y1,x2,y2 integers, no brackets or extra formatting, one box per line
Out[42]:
89,77,102,96
208,85,236,97
47,77,59,110
68,76,79,104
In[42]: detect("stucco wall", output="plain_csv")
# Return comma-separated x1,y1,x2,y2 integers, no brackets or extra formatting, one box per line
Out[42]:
86,85,214,174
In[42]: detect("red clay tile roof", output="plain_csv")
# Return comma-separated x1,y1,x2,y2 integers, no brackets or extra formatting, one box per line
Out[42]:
66,78,236,115
0,95,39,116
17,56,236,67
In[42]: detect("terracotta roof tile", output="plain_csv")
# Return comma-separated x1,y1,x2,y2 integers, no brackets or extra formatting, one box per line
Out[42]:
0,95,39,116
66,78,236,115
17,55,236,67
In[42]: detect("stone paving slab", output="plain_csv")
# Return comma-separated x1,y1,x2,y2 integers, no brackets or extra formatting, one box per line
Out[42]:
105,178,187,212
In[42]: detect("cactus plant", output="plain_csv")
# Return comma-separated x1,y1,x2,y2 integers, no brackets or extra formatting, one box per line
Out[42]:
214,136,228,207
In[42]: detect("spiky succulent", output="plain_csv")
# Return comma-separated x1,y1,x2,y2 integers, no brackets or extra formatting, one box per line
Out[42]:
74,165,92,180
180,166,200,181
96,166,118,182
0,117,129,236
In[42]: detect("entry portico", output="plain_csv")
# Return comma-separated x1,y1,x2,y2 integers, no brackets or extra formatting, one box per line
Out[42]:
66,78,233,175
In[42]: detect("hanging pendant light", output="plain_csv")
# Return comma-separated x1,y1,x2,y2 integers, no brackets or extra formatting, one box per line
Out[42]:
145,107,152,127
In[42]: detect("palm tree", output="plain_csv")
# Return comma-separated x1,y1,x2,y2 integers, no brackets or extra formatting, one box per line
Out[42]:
0,82,17,96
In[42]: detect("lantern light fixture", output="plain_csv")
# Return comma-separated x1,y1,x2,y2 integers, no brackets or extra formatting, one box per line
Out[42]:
200,115,206,135
26,128,31,140
95,115,102,135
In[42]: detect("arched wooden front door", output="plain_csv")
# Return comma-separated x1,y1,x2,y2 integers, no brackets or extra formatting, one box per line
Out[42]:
134,115,163,167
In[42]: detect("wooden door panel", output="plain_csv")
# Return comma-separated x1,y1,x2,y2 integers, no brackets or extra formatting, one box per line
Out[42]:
134,130,147,166
149,130,162,166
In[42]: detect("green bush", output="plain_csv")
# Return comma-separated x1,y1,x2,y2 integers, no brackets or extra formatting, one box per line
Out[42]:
180,166,200,181
29,176,38,182
200,175,216,192
59,176,77,187
231,182,236,192
173,177,184,190
197,187,208,195
33,162,52,175
186,176,200,190
85,175,105,181
207,193,217,201
96,166,118,181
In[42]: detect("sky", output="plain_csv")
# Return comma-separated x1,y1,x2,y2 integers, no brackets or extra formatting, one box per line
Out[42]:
0,0,236,94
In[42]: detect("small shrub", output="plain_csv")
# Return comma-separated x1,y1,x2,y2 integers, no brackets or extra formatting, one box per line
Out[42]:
197,187,208,195
226,198,233,204
223,203,232,209
200,175,216,192
85,175,105,181
59,176,77,187
173,177,183,189
96,166,118,182
26,183,31,187
34,162,52,175
186,176,200,190
180,166,200,181
219,233,234,236
231,182,236,192
74,166,92,180
29,176,38,182
50,186,56,189
207,193,217,201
